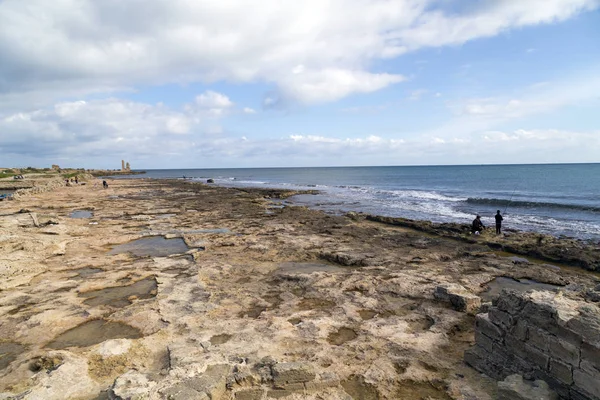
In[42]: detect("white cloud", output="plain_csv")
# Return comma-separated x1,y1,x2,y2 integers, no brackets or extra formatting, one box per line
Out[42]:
396,0,599,49
243,107,257,114
1,96,598,167
450,70,600,122
194,91,234,109
0,97,232,164
275,69,405,105
185,90,235,117
0,0,597,108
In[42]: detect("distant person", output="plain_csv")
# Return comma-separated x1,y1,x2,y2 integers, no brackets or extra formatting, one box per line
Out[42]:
103,180,108,189
75,177,78,184
495,210,503,234
472,215,484,234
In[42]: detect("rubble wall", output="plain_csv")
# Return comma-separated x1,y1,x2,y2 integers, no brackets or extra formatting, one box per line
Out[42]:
12,174,95,200
465,289,600,400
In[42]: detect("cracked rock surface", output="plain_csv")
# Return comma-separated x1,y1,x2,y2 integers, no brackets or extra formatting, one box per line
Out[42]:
1,178,598,399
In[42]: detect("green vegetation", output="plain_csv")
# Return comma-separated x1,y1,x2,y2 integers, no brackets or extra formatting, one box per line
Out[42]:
62,172,80,179
24,167,46,174
0,172,14,179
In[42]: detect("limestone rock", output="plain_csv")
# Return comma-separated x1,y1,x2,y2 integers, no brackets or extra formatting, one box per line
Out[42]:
497,374,558,400
272,362,315,388
23,353,101,400
160,383,208,400
97,339,132,357
184,364,230,399
234,387,266,400
434,283,481,314
109,371,157,400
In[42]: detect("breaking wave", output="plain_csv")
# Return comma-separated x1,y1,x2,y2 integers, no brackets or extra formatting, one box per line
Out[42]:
466,198,600,213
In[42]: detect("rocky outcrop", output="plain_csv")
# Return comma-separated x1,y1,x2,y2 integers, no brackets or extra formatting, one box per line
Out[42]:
434,283,481,314
1,178,597,400
498,374,558,400
366,215,600,271
465,289,600,400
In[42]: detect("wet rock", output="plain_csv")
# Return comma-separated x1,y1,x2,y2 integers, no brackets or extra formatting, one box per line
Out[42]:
434,283,481,314
584,289,600,302
510,257,530,265
345,211,364,221
319,251,370,266
497,374,558,400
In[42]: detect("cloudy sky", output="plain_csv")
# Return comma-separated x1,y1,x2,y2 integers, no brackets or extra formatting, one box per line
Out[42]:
0,0,599,169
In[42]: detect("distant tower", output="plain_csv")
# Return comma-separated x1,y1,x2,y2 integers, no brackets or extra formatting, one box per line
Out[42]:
126,162,130,171
121,160,125,171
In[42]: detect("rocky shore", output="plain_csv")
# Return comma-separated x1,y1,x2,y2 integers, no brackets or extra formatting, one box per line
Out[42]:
0,178,598,399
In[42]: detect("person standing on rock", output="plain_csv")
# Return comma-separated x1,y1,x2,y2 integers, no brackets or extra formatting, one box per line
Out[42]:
103,180,108,189
495,210,503,235
471,215,484,234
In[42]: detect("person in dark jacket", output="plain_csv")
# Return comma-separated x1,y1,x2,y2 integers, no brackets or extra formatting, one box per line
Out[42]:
495,210,503,234
472,215,484,234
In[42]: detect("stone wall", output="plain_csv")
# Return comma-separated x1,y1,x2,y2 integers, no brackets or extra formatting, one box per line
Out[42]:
465,289,600,400
12,174,95,200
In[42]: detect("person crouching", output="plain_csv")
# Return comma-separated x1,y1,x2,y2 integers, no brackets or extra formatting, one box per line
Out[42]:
472,215,484,235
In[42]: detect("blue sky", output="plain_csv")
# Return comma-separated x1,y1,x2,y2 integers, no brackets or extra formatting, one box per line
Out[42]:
0,0,599,169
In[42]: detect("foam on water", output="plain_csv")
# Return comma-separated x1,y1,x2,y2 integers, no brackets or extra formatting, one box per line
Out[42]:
125,165,600,240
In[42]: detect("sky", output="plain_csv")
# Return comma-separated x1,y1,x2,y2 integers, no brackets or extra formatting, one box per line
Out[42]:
0,0,599,169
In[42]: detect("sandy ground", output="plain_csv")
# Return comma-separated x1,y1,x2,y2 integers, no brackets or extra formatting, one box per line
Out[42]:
0,178,598,399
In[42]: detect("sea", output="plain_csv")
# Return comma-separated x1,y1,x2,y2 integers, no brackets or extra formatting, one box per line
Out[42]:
115,164,600,241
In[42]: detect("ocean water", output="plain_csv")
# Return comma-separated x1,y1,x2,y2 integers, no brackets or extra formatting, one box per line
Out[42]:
117,164,600,240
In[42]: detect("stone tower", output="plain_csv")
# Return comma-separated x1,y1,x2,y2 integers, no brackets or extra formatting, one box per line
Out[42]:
121,160,125,171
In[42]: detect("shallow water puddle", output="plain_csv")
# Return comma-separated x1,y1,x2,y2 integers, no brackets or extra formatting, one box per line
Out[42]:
328,327,358,345
242,305,267,318
481,277,561,302
70,210,93,218
209,334,232,345
358,310,378,320
406,315,435,331
341,375,379,400
277,262,343,274
46,320,142,349
297,297,336,311
109,236,189,257
395,381,452,400
195,228,231,234
79,276,157,308
71,267,104,279
381,295,417,317
0,342,26,370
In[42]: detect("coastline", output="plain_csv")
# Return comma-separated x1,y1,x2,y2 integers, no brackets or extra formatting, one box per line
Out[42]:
1,177,598,399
